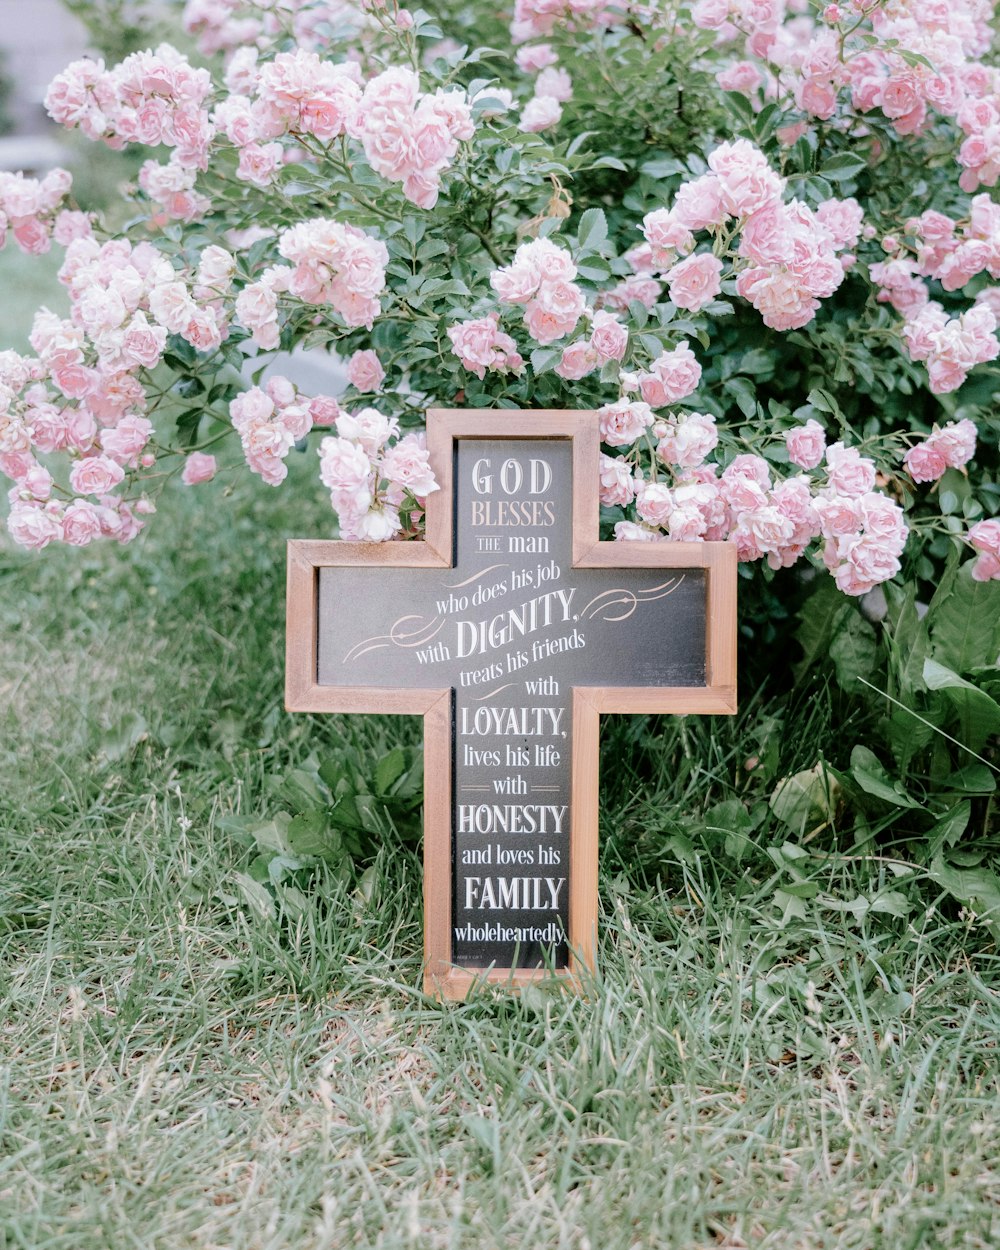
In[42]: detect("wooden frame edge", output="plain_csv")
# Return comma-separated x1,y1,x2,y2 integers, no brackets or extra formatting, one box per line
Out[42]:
569,689,600,982
422,690,454,994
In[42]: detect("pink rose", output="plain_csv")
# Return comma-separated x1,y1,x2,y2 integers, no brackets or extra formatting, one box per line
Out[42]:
309,395,341,427
785,419,826,469
516,44,558,72
121,312,167,369
599,454,635,507
101,415,153,464
555,341,598,380
814,495,860,539
518,95,562,132
69,453,126,496
656,412,718,470
61,499,103,546
336,406,398,457
12,217,52,256
318,435,372,502
346,349,385,393
971,551,1000,582
736,267,818,331
182,451,218,485
665,253,723,312
642,208,696,268
934,418,977,469
524,280,585,345
638,342,702,407
968,519,1000,558
825,442,876,497
635,481,673,528
381,433,439,498
903,441,947,483
6,502,62,549
672,175,727,231
614,520,660,541
589,310,627,363
598,400,654,447
708,139,785,219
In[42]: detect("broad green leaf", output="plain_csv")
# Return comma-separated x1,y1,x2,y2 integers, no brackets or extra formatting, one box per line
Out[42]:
830,611,878,694
794,576,847,681
884,581,929,697
576,207,608,253
928,561,1000,674
232,872,275,922
945,763,996,795
770,763,840,833
850,745,924,809
375,747,407,795
286,811,338,859
702,798,761,863
820,153,867,180
927,855,1000,938
923,658,1000,752
530,347,561,374
870,890,913,918
927,802,971,857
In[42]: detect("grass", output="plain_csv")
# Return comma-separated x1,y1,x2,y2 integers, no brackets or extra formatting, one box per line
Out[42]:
1,461,999,1250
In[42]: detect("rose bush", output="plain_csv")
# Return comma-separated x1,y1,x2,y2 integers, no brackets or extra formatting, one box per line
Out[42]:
1,0,998,860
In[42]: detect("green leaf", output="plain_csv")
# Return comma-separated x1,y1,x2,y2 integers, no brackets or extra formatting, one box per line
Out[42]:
576,207,608,254
927,802,971,857
928,561,1000,674
820,153,868,181
375,747,407,795
870,890,913,918
944,763,996,795
576,256,612,282
232,872,275,922
770,763,840,833
701,798,761,863
884,582,929,698
640,156,685,180
829,610,878,694
806,388,842,418
589,156,628,172
530,347,561,374
723,376,758,419
850,745,924,810
927,855,1000,938
286,811,336,859
794,577,846,681
923,658,1000,752
723,90,755,128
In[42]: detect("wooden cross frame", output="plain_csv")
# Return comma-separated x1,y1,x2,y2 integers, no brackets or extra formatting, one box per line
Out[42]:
286,410,737,1000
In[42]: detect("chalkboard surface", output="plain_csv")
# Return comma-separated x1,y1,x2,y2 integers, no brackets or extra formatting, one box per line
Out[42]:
316,438,706,970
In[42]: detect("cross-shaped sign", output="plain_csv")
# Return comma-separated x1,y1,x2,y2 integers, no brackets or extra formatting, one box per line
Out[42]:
286,410,736,999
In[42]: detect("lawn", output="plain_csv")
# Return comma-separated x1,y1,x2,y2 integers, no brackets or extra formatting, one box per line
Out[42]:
0,249,998,1250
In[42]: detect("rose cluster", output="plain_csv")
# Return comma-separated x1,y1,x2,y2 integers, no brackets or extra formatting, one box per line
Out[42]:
903,419,978,483
447,314,525,381
0,169,81,256
0,234,239,549
640,140,856,332
869,198,1000,393
490,238,586,345
604,409,909,596
230,377,313,487
318,410,438,541
692,0,996,191
235,217,389,348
